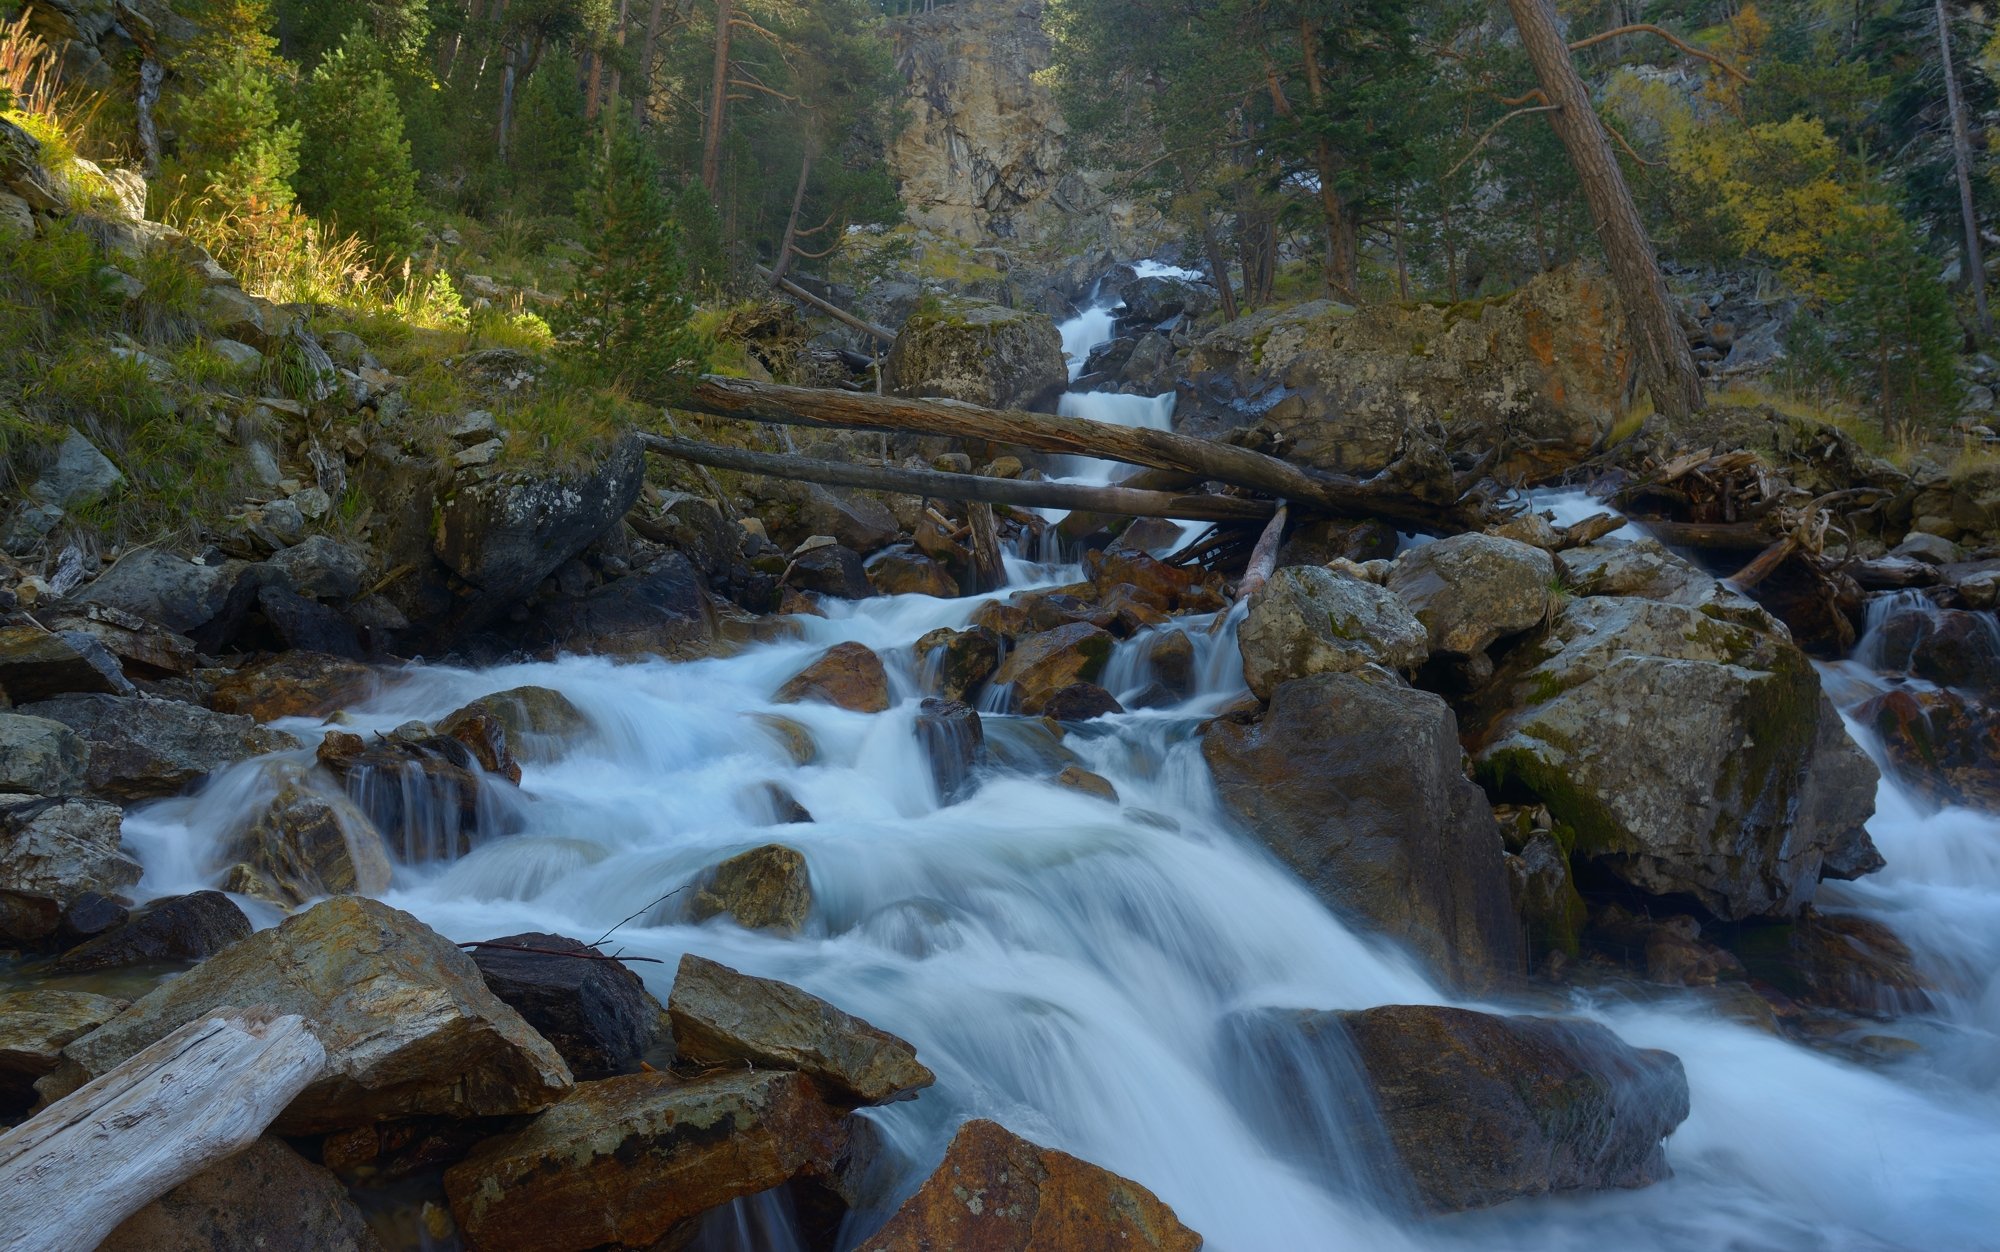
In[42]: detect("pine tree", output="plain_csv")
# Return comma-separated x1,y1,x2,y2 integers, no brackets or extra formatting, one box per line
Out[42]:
156,52,300,215
1822,208,1963,436
553,125,706,404
507,53,590,216
295,31,423,257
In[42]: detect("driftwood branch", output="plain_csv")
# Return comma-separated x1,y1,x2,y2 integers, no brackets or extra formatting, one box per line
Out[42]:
1568,23,1752,83
0,1010,325,1252
1212,503,1288,635
675,377,1489,532
754,266,894,345
639,434,1277,522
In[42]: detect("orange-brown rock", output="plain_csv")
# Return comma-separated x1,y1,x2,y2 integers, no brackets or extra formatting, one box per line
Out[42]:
775,642,891,713
443,1070,847,1252
208,652,376,722
856,1119,1202,1251
993,623,1114,715
1084,549,1229,614
687,843,814,932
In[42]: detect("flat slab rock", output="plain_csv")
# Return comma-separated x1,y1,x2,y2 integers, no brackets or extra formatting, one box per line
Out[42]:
856,1118,1203,1251
668,953,934,1107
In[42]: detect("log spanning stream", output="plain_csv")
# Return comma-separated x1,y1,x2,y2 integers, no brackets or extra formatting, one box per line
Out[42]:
118,295,2000,1251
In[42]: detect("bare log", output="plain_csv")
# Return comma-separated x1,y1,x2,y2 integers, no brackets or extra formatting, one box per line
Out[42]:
965,503,1006,593
1056,468,1201,538
1212,503,1288,635
754,266,894,346
1556,511,1628,549
676,376,1486,532
638,434,1277,522
1633,517,1774,551
1727,536,1799,591
0,1010,325,1252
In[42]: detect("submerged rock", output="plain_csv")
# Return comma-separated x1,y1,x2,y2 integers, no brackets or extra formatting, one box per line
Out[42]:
856,1118,1203,1251
688,843,814,932
1237,565,1428,699
1858,686,2000,812
915,626,1002,703
443,1070,847,1252
776,641,891,713
219,762,394,907
47,895,572,1131
669,953,934,1106
916,697,985,802
470,932,663,1080
439,685,590,763
1203,671,1523,988
1333,1004,1690,1211
100,1137,383,1252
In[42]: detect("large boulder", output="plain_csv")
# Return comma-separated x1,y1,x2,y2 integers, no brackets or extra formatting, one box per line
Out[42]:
1238,565,1428,699
99,1138,383,1252
0,793,142,905
438,685,590,763
1327,1005,1689,1211
915,626,1001,703
81,548,244,637
775,642,891,713
527,550,718,659
46,896,573,1131
668,953,935,1106
33,602,198,681
1388,533,1555,657
856,1118,1203,1252
993,622,1115,714
1203,671,1524,988
217,762,395,907
0,713,88,795
48,890,251,973
688,842,814,932
1470,590,1880,919
470,932,662,1080
433,432,647,631
15,693,299,801
443,1070,848,1252
886,297,1068,412
1180,265,1634,487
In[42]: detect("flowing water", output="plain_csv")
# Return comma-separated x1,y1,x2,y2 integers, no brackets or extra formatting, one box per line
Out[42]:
117,298,2000,1251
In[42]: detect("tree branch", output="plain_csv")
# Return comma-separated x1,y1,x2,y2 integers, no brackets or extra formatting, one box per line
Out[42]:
1568,23,1752,84
1447,104,1561,178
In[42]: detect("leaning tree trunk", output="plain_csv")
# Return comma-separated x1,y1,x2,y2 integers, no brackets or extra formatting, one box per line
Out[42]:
1506,0,1703,419
1937,0,1990,337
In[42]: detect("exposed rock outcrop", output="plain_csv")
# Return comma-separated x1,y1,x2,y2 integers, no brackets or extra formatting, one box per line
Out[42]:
886,297,1067,412
14,693,299,801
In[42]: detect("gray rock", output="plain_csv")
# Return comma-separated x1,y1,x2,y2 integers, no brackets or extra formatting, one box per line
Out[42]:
0,191,31,241
1389,533,1555,656
265,534,366,601
668,953,935,1106
1120,274,1216,323
1892,530,1963,566
886,297,1067,412
0,624,134,701
82,549,244,635
16,693,300,801
100,1137,384,1252
1238,566,1428,699
27,427,123,511
210,337,264,370
0,714,89,795
471,932,663,1081
47,895,573,1132
0,794,142,905
528,550,717,660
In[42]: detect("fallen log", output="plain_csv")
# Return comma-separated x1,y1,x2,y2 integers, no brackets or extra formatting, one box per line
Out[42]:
0,1009,325,1252
1212,503,1288,636
674,376,1489,533
637,434,1277,522
756,266,895,347
965,502,1006,593
1630,517,1774,551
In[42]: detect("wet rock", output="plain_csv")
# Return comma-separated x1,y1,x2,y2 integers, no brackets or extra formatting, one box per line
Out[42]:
0,889,61,946
856,1118,1202,1252
265,533,368,601
81,548,244,636
868,545,961,597
776,641,891,713
439,685,589,764
669,953,935,1106
754,713,819,766
1732,908,1932,1017
218,762,395,907
16,693,300,801
470,932,662,1080
1328,1005,1690,1211
434,432,646,631
100,1137,383,1252
443,1070,847,1252
49,889,251,973
32,602,197,680
1506,833,1588,960
0,623,133,701
0,713,88,795
1868,606,2000,699
1042,681,1124,721
1146,629,1197,698
688,843,814,933
0,989,124,1110
1122,273,1216,324
207,652,376,722
633,490,737,576
762,482,901,555
1054,764,1118,802
315,729,490,862
916,697,985,803
48,896,572,1132
1858,686,2000,812
886,297,1067,412
0,793,141,905
791,541,875,600
1238,566,1429,699
1387,533,1555,657
1084,548,1230,614
528,550,718,659
755,781,815,824
1589,904,1745,987
55,890,128,947
1203,671,1524,988
915,626,1002,702
1471,596,1881,918
994,622,1115,714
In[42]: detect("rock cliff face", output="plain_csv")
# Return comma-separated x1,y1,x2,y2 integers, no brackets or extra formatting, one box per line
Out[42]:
887,0,1157,271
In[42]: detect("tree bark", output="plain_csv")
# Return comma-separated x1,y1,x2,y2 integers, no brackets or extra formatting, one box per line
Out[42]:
1506,0,1703,418
637,434,1279,521
496,38,520,163
1937,0,1990,337
965,503,1007,592
674,377,1494,531
634,0,671,124
701,0,734,194
1297,18,1358,298
0,1011,325,1252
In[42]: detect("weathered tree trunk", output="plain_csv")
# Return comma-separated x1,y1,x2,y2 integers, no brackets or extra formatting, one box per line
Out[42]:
769,142,816,284
496,39,520,162
1197,210,1240,322
0,1011,325,1252
674,377,1495,531
701,0,734,194
1297,19,1358,298
1937,0,1990,337
637,435,1278,521
1210,503,1289,634
755,264,894,345
965,503,1007,592
599,0,630,127
1506,0,1703,419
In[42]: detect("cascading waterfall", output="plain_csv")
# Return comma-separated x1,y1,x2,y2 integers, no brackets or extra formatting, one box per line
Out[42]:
116,286,2000,1252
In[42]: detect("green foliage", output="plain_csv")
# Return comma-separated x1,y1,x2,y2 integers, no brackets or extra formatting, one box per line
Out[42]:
506,53,590,215
1818,208,1963,435
157,52,299,216
552,124,706,405
274,0,433,72
295,30,423,257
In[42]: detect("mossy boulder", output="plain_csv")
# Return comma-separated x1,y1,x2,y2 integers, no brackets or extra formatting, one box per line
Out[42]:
1237,565,1428,699
885,297,1067,412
